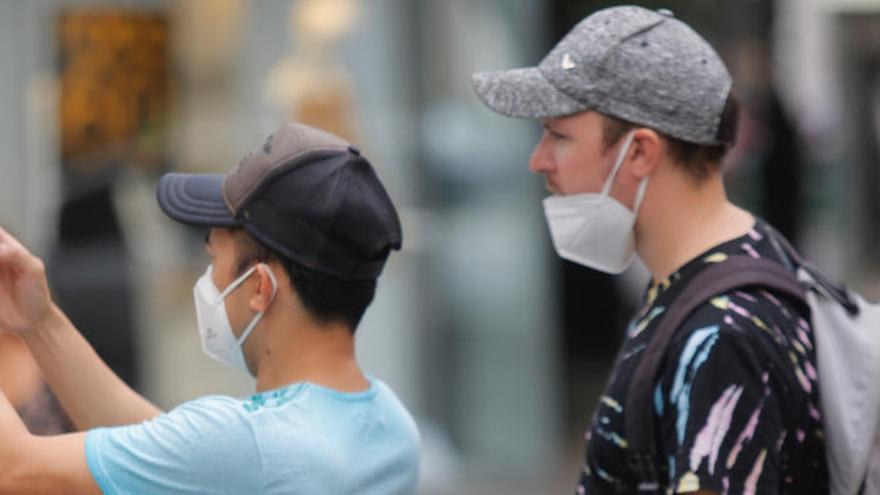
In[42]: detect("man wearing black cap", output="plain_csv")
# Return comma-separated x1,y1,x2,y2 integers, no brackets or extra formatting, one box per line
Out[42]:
472,5,826,495
0,123,420,493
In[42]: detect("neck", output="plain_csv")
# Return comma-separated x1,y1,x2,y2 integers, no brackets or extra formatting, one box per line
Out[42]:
250,312,368,393
636,173,754,283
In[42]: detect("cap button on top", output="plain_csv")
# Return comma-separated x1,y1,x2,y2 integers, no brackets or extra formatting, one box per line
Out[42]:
657,8,674,17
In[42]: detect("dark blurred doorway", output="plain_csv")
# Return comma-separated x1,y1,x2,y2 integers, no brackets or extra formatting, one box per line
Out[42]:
51,10,172,390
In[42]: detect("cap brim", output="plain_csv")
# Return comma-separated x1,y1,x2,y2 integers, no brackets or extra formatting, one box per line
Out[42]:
470,67,586,118
157,173,239,227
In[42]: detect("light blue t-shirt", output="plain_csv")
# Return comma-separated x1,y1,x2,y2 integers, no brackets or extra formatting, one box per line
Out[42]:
85,378,420,494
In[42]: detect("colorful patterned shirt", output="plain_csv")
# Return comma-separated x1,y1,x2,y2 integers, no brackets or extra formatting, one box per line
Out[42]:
577,220,828,494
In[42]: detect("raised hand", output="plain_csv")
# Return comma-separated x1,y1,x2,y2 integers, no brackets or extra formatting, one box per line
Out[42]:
0,227,57,335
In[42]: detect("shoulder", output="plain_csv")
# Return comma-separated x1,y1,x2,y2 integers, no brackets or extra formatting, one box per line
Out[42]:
364,380,421,481
171,393,249,416
673,285,804,353
659,285,813,398
306,379,421,446
84,395,263,494
373,380,421,443
162,394,252,434
87,394,255,454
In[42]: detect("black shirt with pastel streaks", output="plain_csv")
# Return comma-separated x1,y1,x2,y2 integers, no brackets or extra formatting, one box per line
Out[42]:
576,220,828,494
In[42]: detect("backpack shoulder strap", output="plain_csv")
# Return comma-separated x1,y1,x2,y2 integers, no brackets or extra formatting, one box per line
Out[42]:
624,256,807,474
762,222,859,315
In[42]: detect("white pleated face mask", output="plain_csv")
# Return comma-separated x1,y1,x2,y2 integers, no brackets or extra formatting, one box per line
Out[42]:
193,263,278,373
542,132,649,274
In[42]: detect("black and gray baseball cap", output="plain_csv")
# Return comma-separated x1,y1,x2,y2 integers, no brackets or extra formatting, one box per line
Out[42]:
471,5,734,146
157,123,402,281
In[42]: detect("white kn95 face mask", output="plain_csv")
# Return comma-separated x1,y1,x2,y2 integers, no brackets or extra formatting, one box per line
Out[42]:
542,132,649,274
193,263,277,373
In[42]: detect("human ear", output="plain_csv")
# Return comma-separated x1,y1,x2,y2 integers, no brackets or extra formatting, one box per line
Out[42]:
627,128,663,179
248,263,278,312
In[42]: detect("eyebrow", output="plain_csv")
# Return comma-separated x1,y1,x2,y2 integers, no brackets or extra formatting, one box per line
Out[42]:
542,119,562,131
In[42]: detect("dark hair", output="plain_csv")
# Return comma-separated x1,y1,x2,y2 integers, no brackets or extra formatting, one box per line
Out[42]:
600,92,740,182
230,228,377,332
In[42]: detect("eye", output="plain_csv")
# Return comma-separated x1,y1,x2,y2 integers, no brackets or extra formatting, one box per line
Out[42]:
542,122,567,141
546,128,567,141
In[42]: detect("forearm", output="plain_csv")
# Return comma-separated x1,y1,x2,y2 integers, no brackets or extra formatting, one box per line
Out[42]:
22,304,162,430
0,392,99,494
0,390,30,492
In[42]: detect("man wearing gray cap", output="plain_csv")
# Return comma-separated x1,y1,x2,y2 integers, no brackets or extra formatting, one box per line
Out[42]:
0,123,420,493
472,5,826,494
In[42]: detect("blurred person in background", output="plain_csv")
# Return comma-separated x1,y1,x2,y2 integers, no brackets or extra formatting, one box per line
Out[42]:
0,123,419,494
472,5,826,494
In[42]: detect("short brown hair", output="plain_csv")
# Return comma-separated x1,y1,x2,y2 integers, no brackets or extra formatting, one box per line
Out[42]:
600,92,740,182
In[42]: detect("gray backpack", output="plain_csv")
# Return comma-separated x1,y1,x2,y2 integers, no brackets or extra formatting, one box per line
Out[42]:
625,235,880,494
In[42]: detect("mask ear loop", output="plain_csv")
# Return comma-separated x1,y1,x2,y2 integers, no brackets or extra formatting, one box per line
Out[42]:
235,263,278,347
263,263,279,301
217,265,259,301
600,131,637,197
632,174,650,216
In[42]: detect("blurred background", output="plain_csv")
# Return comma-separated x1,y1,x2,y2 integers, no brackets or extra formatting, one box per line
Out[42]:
1,0,879,493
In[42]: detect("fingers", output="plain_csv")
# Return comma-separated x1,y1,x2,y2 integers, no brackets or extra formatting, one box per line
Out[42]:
0,241,33,271
0,226,25,251
0,226,41,273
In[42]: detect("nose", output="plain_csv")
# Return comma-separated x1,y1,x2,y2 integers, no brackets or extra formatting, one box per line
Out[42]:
528,134,555,175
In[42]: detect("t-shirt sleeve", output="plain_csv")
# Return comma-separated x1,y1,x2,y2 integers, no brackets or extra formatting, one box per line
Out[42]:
653,300,792,494
85,396,262,495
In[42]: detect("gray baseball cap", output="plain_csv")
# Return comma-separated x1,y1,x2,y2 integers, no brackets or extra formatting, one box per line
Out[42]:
471,6,733,146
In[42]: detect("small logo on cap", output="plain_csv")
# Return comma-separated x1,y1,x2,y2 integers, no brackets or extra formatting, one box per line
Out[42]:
561,53,576,70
